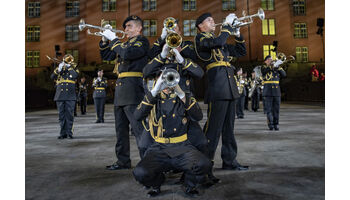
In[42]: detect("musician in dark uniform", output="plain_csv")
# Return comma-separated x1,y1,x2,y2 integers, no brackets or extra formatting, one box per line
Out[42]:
249,71,261,112
50,54,79,139
92,69,107,123
99,15,149,170
195,13,248,170
235,68,245,119
145,22,220,184
78,77,88,115
261,55,286,131
133,74,211,197
243,72,249,110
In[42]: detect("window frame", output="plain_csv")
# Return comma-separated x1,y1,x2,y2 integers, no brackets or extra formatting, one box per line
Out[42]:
102,0,117,12
294,22,308,38
28,2,40,18
293,0,306,16
66,0,80,17
26,50,40,68
262,45,277,61
183,0,196,11
296,46,308,62
222,0,236,11
27,25,40,42
65,24,80,42
143,20,157,37
261,0,275,11
183,20,197,37
143,0,157,11
262,18,276,36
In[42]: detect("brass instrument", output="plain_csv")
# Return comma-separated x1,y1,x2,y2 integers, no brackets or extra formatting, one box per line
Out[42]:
165,32,182,49
46,54,75,65
79,19,125,39
237,75,245,94
163,17,177,32
215,8,265,28
248,66,262,98
272,52,295,68
161,68,180,88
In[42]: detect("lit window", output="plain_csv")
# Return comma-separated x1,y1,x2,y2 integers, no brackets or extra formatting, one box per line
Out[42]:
261,0,274,11
294,23,307,38
143,20,157,37
296,47,308,62
27,26,40,42
263,45,277,60
26,51,40,67
183,0,196,11
262,19,275,35
222,0,236,11
65,25,79,42
102,0,116,12
66,0,80,17
183,20,197,36
143,0,156,11
28,2,40,17
293,0,306,15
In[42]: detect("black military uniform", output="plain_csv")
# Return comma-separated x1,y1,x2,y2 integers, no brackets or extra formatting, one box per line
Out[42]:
79,80,88,115
50,62,79,139
249,76,261,112
235,75,246,119
195,13,247,170
74,82,79,116
99,15,150,169
133,90,211,197
92,76,107,123
261,59,287,131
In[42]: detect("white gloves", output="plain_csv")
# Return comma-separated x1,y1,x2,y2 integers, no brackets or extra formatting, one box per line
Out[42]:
151,74,166,97
97,77,102,82
101,29,116,41
58,62,65,72
160,44,170,59
224,13,237,25
172,49,184,64
160,27,167,40
240,80,245,84
274,60,283,68
174,85,185,99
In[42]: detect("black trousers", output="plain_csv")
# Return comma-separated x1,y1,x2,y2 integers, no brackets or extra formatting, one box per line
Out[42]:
80,96,87,114
244,93,249,110
251,90,260,112
235,95,245,118
133,147,211,188
114,105,144,167
264,96,281,127
94,97,105,122
56,100,75,137
204,100,238,167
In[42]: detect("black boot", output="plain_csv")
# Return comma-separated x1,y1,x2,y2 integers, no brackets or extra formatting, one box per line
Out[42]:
184,186,199,197
147,187,161,197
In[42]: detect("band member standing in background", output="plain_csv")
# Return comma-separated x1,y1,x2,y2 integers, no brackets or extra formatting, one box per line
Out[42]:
261,55,286,131
79,77,88,115
195,13,248,170
249,71,261,112
99,15,149,170
235,68,245,119
92,69,107,123
50,54,79,139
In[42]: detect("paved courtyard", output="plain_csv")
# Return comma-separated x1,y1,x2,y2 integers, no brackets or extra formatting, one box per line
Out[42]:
25,102,324,200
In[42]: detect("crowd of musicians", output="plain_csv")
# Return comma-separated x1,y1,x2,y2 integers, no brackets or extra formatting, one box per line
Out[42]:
50,12,287,197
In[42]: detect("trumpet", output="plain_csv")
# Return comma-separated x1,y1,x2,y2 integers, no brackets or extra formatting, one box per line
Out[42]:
166,32,182,49
215,8,265,28
46,54,75,65
163,17,177,32
79,19,125,39
162,68,180,88
272,52,295,66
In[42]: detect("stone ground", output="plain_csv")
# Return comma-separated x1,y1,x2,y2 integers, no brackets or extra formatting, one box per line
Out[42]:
25,102,324,200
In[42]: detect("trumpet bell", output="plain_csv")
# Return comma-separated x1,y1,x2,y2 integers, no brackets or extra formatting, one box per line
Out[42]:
162,68,180,88
63,54,74,64
257,8,265,20
163,17,177,31
166,32,182,49
79,19,86,31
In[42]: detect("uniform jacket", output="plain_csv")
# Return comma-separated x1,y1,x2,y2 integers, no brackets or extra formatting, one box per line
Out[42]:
134,91,202,157
261,64,287,97
50,65,79,101
143,55,204,93
99,35,150,106
195,25,247,102
92,77,107,98
79,82,88,98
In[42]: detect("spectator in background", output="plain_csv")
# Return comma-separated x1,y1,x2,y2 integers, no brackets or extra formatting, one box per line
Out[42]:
319,72,325,81
310,65,319,82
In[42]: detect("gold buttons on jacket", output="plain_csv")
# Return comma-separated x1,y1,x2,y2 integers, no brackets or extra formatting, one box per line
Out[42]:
186,80,190,86
173,128,177,132
172,100,176,103
228,75,231,78
163,115,166,118
182,117,187,124
172,114,175,118
161,101,165,104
